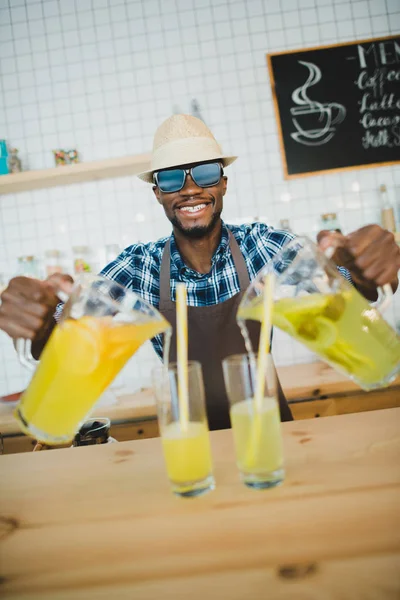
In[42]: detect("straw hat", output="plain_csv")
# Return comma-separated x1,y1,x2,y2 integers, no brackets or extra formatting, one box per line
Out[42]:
137,114,237,183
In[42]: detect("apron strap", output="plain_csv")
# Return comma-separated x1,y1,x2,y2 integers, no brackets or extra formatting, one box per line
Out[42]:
159,239,172,309
227,230,250,290
159,229,250,309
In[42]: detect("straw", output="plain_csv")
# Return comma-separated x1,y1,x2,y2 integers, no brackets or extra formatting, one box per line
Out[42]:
246,273,275,470
255,272,275,409
176,283,189,430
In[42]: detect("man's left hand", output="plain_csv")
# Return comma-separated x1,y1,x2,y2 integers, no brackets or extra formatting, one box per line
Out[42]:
317,224,400,300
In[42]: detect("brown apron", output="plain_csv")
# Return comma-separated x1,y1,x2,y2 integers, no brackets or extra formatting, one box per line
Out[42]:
159,231,293,430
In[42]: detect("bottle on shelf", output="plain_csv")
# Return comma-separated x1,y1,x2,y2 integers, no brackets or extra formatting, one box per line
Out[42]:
279,218,292,232
8,148,22,173
379,184,396,233
73,246,92,274
321,213,342,233
0,140,9,175
44,249,63,277
17,256,39,278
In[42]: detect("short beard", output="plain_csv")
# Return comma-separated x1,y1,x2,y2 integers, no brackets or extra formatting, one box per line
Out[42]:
170,210,222,239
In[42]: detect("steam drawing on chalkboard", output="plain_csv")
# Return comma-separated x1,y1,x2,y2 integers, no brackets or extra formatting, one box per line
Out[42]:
290,61,346,146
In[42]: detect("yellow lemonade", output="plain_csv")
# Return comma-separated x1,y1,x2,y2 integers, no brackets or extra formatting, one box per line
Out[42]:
16,315,169,443
230,397,283,475
161,421,213,485
238,288,400,389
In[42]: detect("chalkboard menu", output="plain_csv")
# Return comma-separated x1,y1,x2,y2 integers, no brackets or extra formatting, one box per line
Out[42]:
267,36,400,178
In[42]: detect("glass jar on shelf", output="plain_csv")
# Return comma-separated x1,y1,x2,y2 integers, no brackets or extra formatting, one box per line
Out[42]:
17,256,39,278
321,213,342,233
44,249,63,277
279,218,293,232
379,184,396,233
72,246,92,274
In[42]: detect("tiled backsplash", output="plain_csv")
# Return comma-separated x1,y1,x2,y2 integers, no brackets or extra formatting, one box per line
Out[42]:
0,0,399,396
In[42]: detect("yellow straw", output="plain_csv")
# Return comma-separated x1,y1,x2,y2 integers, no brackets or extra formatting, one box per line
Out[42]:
246,273,275,470
255,272,275,409
176,283,189,430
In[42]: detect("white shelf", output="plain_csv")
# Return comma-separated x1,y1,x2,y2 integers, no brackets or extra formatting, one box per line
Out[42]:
0,153,151,195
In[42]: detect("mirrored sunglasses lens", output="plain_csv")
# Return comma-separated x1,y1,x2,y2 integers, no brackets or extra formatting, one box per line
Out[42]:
157,169,185,192
192,163,221,187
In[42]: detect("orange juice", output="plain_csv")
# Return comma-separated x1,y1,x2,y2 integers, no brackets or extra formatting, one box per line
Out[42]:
161,422,213,485
16,315,168,444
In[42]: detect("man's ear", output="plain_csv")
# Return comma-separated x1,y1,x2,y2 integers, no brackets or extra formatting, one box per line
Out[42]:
152,186,162,205
222,176,228,196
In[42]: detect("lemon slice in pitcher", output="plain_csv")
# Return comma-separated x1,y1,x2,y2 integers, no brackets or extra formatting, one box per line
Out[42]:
272,312,297,337
314,317,337,348
298,316,337,351
54,317,104,374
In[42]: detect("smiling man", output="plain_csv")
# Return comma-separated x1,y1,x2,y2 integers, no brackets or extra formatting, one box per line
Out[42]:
100,115,296,428
0,115,399,430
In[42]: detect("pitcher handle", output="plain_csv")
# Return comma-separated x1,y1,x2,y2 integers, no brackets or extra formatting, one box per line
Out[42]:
16,339,39,371
372,283,393,313
324,246,393,313
16,289,71,371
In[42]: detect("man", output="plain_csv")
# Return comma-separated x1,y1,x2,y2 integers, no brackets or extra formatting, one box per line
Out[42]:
1,115,399,429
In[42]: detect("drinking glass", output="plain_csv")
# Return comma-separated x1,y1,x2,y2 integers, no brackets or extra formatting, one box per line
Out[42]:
152,361,214,497
238,237,400,391
222,353,285,489
15,274,170,445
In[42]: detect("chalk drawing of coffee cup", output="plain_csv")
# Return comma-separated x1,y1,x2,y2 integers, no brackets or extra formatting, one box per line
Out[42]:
289,61,346,147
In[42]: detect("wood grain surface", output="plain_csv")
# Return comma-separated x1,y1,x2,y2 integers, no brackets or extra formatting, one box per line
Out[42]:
1,408,399,599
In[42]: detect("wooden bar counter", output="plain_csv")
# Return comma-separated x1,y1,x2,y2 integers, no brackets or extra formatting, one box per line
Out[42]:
1,407,400,599
1,361,399,454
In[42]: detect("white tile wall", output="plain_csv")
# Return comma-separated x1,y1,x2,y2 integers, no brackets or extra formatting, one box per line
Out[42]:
0,0,399,396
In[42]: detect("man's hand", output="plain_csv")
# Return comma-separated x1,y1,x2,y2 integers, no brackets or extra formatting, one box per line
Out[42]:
0,274,73,358
317,225,400,301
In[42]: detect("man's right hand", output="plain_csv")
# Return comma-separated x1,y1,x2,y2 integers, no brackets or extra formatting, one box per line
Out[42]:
0,274,73,356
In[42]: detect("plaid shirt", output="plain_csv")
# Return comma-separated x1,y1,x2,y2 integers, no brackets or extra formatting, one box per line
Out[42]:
100,221,352,357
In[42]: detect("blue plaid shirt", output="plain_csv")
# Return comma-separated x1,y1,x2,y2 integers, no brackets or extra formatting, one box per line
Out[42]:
100,221,351,357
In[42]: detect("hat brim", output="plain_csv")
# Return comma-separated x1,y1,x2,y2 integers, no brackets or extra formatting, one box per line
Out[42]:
137,155,237,183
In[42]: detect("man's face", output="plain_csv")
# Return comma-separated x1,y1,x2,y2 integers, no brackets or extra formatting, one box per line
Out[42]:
153,162,228,239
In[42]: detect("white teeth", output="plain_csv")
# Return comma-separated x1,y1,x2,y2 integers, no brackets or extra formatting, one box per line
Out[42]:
179,204,206,213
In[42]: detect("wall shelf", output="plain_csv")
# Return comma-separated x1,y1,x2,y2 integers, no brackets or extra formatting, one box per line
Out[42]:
0,153,151,195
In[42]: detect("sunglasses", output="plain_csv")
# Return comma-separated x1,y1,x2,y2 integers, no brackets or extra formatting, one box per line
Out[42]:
153,162,223,193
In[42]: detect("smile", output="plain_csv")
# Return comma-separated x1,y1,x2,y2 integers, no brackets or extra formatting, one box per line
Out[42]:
178,203,208,214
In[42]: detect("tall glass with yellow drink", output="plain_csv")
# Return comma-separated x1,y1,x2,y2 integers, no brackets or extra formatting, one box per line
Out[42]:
223,353,284,489
237,237,400,390
15,275,171,444
152,361,214,497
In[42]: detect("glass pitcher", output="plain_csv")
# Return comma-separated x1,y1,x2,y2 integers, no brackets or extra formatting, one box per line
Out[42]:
15,274,171,445
237,237,400,391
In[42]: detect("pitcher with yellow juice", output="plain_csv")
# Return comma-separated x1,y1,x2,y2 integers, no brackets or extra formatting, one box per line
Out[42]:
152,361,214,497
238,237,400,390
15,275,171,444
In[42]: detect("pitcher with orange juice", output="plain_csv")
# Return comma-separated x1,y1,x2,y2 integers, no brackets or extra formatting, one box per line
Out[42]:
15,275,171,444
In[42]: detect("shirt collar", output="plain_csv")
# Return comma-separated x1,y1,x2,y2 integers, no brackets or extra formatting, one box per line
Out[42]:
169,221,231,278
